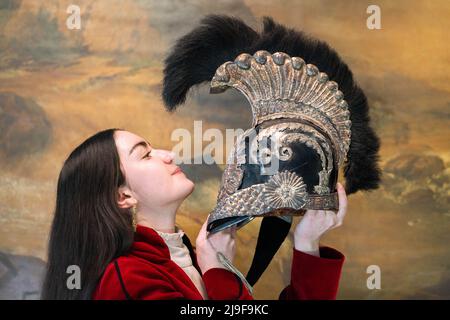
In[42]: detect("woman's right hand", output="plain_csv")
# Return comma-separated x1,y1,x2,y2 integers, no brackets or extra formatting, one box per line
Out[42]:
195,217,237,274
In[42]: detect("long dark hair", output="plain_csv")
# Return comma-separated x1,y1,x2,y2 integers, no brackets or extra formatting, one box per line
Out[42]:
42,128,134,299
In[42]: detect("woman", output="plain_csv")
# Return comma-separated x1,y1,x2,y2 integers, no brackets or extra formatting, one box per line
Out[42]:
42,128,347,300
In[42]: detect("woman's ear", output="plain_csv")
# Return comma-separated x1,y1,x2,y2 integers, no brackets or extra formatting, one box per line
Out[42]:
117,185,137,209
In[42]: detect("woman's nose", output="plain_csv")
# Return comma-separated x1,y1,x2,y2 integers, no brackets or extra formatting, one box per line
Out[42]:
152,149,175,163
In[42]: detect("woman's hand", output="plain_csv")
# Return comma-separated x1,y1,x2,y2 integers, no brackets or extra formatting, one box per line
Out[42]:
196,217,237,274
294,182,348,257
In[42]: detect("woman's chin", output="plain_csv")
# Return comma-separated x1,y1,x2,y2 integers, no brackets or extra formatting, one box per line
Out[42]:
185,179,195,196
175,175,195,198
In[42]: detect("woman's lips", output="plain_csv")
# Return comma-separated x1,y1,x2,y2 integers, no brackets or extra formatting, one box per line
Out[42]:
172,167,182,175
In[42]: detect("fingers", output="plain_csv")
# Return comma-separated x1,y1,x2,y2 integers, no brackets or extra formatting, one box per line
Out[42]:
200,217,238,242
304,209,318,218
216,225,237,238
304,183,347,228
198,214,210,240
229,225,237,239
335,182,348,225
305,209,332,227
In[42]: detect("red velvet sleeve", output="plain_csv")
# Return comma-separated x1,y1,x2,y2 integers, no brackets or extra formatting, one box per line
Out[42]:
93,260,185,300
279,246,345,300
202,268,253,300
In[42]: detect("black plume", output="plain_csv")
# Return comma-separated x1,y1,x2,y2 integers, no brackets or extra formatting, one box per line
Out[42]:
162,15,258,111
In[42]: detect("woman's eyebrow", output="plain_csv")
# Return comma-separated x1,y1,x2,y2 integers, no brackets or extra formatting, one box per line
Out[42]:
129,140,151,156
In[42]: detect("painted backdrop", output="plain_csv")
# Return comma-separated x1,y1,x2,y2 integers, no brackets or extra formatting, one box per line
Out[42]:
0,0,449,299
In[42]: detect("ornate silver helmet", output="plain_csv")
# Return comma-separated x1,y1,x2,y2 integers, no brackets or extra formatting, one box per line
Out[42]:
207,49,351,232
162,15,381,285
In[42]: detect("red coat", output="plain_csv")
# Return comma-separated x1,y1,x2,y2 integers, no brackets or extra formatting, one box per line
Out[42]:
92,225,345,300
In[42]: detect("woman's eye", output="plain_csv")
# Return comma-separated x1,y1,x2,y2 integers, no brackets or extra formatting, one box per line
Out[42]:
143,151,152,159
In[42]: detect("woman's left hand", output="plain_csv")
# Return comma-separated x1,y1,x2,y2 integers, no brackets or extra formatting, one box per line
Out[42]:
293,182,348,257
196,217,237,274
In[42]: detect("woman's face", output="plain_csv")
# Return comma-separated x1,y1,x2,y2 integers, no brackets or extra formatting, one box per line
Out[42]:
114,130,194,210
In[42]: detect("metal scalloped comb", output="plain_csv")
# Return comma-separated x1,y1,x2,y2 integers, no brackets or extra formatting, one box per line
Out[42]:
210,50,352,167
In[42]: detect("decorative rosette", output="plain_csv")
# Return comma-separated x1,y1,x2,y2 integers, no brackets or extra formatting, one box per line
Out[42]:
262,171,307,209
